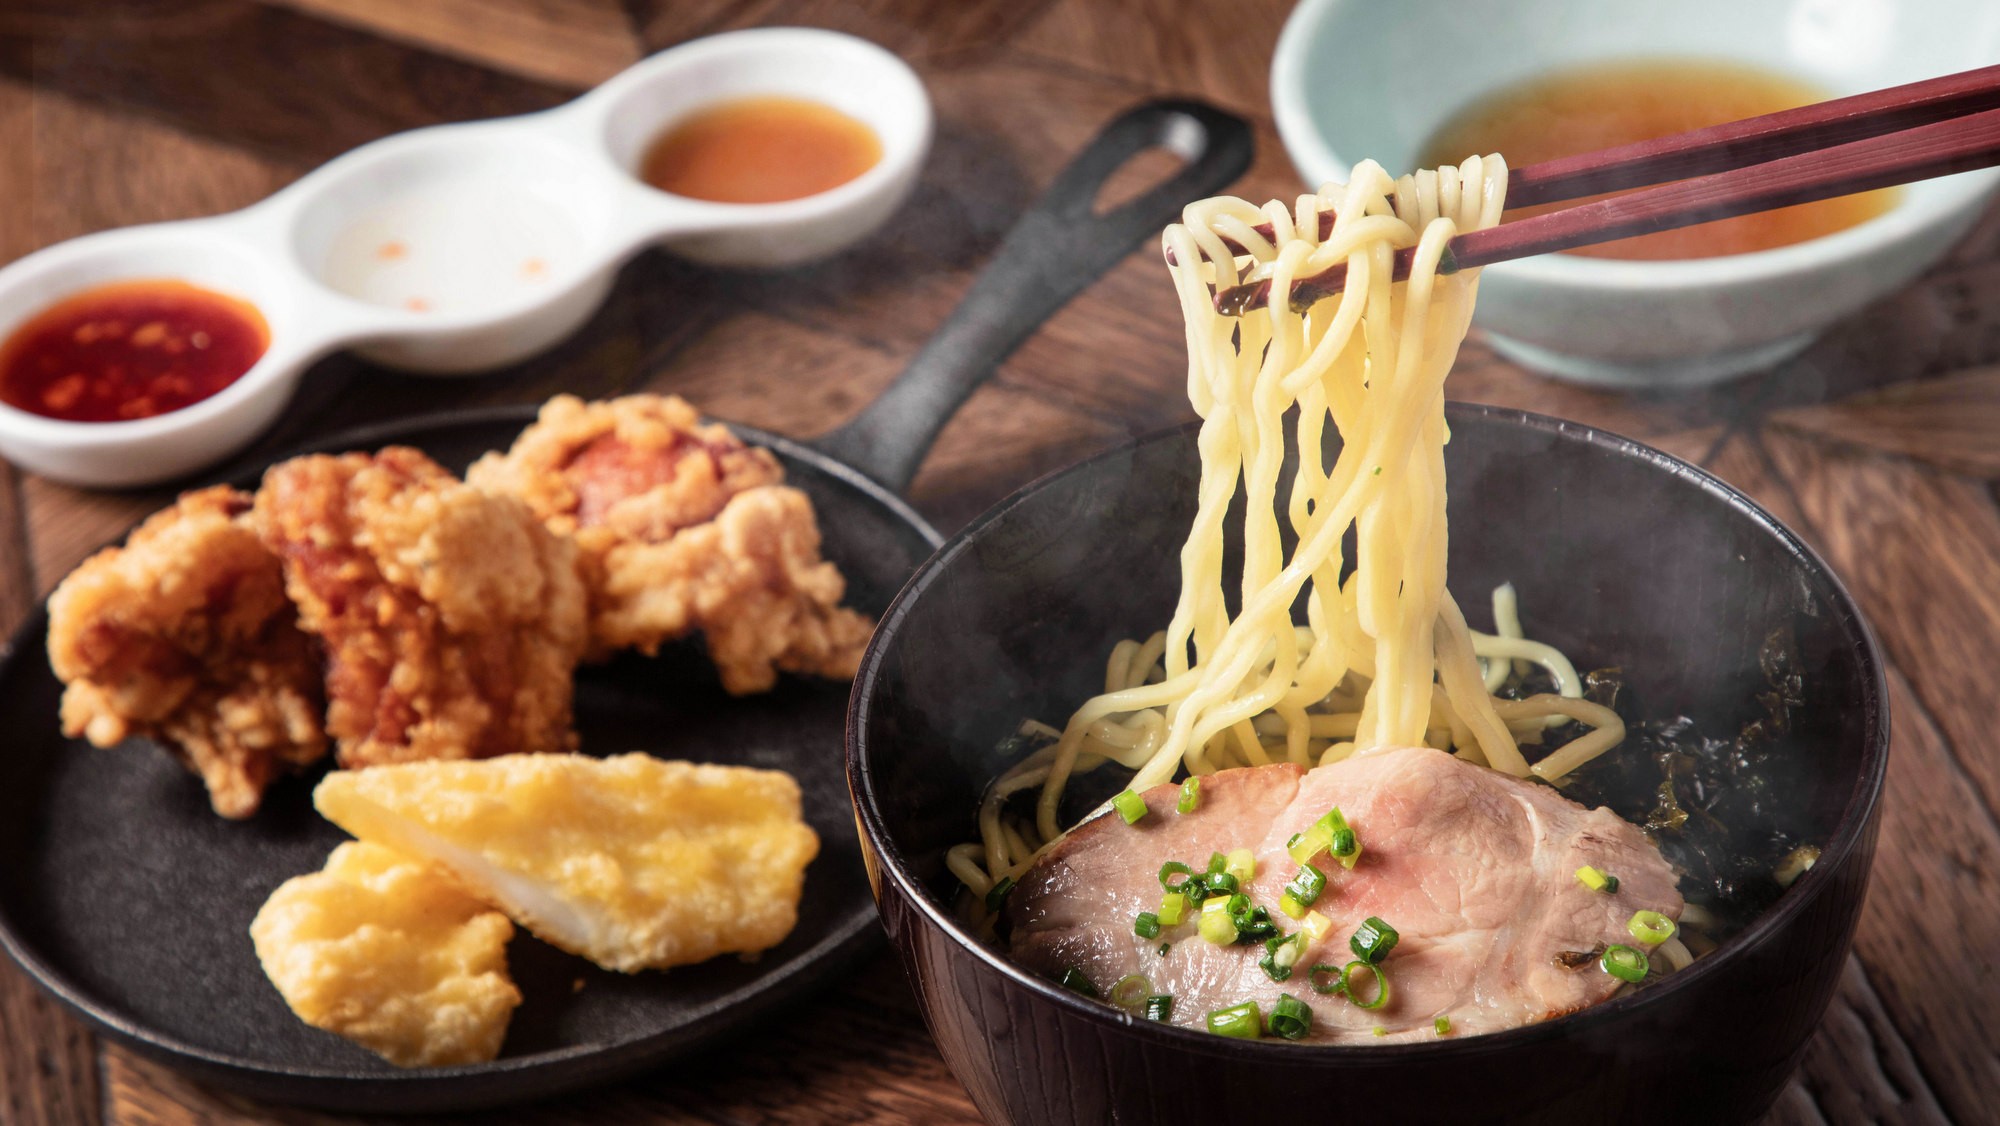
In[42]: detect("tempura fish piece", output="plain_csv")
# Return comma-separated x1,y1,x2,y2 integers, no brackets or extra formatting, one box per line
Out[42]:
250,841,520,1068
47,485,325,818
314,753,820,973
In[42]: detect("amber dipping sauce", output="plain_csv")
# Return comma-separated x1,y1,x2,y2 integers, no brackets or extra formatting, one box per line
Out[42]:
1417,60,1900,260
0,280,270,423
640,96,882,204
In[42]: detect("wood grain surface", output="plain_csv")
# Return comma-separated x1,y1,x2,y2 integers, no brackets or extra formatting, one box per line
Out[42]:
0,2,1996,1124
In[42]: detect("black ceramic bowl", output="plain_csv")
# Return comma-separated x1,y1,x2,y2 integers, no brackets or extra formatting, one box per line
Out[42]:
846,404,1888,1126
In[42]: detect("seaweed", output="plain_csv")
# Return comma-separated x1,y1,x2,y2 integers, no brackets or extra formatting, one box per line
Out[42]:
1552,626,1814,938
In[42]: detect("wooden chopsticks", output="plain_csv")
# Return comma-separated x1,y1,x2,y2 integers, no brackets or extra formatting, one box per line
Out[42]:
1215,63,2000,316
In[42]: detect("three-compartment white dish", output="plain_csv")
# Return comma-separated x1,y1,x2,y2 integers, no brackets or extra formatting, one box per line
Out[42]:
0,27,932,487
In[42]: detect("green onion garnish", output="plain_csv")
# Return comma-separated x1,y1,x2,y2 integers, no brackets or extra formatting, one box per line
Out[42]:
1205,1001,1261,1039
1278,893,1307,920
1343,960,1390,1010
1199,897,1238,945
1206,851,1228,876
1301,910,1333,945
1328,827,1360,869
1158,892,1187,926
1225,848,1256,883
1269,994,1314,1040
1349,916,1399,964
1134,911,1160,939
1601,944,1649,983
1372,1026,1387,1036
1260,933,1306,982
1059,966,1099,998
1111,789,1148,825
1283,863,1327,909
1157,942,1171,956
1309,963,1345,995
1158,861,1194,891
1204,871,1239,895
1575,865,1619,893
1143,994,1174,1022
1434,1014,1451,1036
1110,974,1151,1007
984,876,1015,912
1177,776,1201,814
1287,830,1326,866
1628,910,1676,946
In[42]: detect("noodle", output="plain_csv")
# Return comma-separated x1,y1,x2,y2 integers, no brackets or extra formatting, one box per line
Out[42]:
964,157,1626,893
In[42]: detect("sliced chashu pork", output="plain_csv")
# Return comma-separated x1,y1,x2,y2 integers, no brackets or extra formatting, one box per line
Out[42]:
1007,746,1679,1042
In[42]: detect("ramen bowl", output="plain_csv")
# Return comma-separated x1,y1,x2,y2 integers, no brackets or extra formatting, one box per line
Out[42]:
847,405,1887,1125
1270,0,2000,387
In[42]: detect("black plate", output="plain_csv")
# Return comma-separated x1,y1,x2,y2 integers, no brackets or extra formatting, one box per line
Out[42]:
0,405,942,1113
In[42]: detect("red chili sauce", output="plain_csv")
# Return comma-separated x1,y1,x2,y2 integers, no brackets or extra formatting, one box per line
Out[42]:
0,280,270,422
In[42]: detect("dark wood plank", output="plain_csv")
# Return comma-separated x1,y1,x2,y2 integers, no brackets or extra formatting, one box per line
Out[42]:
623,0,1057,61
1771,364,2000,476
1012,0,1289,119
0,0,574,168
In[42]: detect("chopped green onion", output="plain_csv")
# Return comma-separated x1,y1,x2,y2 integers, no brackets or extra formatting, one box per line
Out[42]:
1328,827,1361,869
1110,974,1151,1007
1575,865,1619,893
1059,966,1098,998
1372,1026,1387,1036
1628,910,1676,946
1278,893,1307,920
1269,993,1314,1040
1601,944,1649,983
1434,1015,1451,1036
1158,892,1187,926
1288,829,1328,866
1134,911,1160,939
1260,933,1306,982
1225,848,1256,883
1372,466,1382,476
1343,960,1390,1010
984,876,1015,912
1111,789,1148,825
1199,897,1238,945
1205,1001,1261,1039
1284,863,1327,909
1157,942,1171,956
1143,994,1174,1022
1206,851,1228,876
1309,963,1345,995
1301,910,1333,945
1177,776,1201,814
1237,905,1279,943
1204,871,1239,895
1350,916,1399,964
1158,861,1194,891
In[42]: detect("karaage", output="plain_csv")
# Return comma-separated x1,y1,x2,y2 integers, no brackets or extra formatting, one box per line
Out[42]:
253,447,588,768
47,485,325,818
467,394,873,693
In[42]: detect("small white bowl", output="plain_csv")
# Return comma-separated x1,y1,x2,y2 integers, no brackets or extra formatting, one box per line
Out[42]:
0,27,931,486
1271,0,2000,388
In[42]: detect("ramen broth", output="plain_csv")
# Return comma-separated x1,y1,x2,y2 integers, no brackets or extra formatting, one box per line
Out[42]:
1417,59,1899,260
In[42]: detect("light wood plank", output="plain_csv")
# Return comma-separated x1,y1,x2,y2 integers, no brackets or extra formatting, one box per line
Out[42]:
1012,0,1290,118
259,0,639,90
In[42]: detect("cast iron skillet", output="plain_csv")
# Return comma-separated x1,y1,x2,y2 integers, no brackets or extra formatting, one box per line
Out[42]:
0,100,1253,1112
848,407,1889,1125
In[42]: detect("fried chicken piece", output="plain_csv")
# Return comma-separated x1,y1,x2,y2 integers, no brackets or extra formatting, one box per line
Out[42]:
253,447,588,769
466,394,874,693
47,485,326,818
252,841,520,1067
314,753,820,974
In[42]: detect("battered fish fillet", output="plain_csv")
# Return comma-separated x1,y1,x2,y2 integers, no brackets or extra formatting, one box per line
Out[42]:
251,841,520,1068
252,447,589,769
314,753,821,974
466,394,874,694
46,485,325,818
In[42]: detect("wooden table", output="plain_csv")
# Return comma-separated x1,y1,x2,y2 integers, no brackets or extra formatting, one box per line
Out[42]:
0,3,1993,1124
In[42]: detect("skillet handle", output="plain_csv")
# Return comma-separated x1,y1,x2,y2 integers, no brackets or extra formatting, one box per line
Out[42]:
812,99,1253,495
